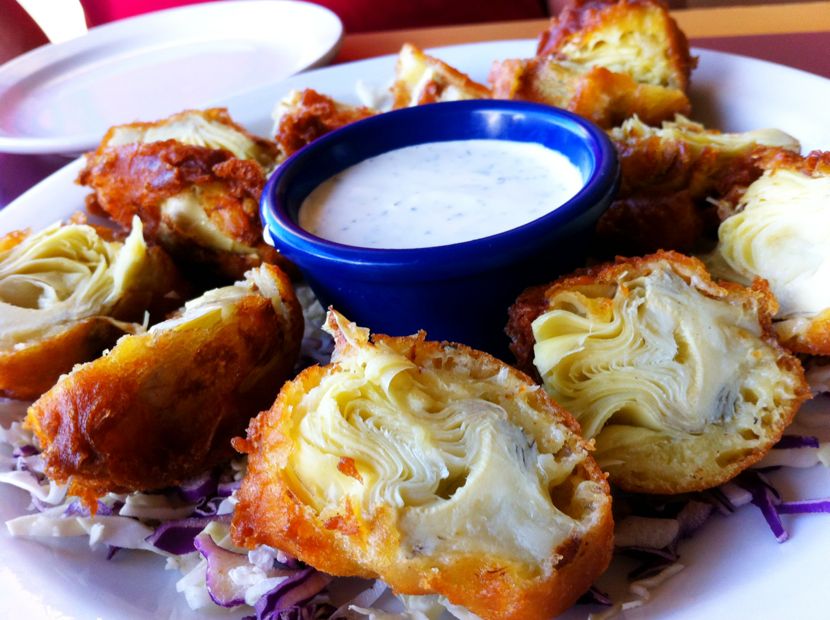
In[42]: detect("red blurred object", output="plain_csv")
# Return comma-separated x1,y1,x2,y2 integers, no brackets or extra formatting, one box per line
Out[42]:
0,0,50,64
82,0,548,32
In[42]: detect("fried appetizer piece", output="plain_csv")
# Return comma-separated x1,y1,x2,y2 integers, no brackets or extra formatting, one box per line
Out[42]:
233,311,613,620
706,151,830,355
596,116,799,254
78,108,286,280
489,57,689,129
507,252,809,494
0,219,177,400
272,89,376,159
537,0,695,91
611,115,799,198
391,43,491,108
596,190,705,255
25,264,302,506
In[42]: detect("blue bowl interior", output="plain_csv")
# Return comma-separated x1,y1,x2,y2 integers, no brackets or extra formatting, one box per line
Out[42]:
277,102,603,244
262,100,619,355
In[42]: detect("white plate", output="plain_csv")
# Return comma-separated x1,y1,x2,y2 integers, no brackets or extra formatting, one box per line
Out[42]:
0,0,343,156
2,40,830,620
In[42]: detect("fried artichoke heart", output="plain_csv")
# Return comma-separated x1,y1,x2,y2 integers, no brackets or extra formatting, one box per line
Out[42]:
25,263,302,506
392,43,491,108
611,115,799,198
706,151,830,355
0,219,177,400
489,57,690,129
507,252,809,494
537,0,695,91
597,115,800,254
272,89,376,159
232,311,613,620
78,108,286,280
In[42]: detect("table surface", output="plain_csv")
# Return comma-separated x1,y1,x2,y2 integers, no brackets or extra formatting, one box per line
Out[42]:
1,1,828,209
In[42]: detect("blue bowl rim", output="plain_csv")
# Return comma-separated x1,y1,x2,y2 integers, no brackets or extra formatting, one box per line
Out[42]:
261,99,619,279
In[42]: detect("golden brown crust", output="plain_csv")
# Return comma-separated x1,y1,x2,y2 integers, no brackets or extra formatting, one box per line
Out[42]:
274,89,376,158
392,43,491,108
79,139,290,280
612,128,772,200
25,264,302,504
0,319,132,401
91,108,279,168
598,117,796,256
489,58,690,129
595,190,705,255
507,252,810,494
537,0,695,91
0,226,182,400
232,324,613,620
781,310,830,356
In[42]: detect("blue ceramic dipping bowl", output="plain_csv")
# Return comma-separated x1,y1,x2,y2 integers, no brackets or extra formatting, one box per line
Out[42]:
262,100,618,357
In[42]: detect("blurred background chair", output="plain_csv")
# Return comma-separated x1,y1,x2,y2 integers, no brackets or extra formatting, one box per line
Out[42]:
0,0,49,64
81,0,550,33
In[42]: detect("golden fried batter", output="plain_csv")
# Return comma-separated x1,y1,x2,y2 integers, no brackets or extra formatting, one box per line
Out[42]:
272,89,376,158
25,264,302,507
611,116,799,198
537,0,696,91
392,43,491,108
596,190,705,255
232,311,613,620
78,109,288,280
507,252,809,494
706,151,830,355
489,57,690,129
0,219,179,400
596,116,799,254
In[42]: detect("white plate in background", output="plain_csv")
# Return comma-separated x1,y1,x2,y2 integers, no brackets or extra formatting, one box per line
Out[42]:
1,40,830,620
0,0,343,155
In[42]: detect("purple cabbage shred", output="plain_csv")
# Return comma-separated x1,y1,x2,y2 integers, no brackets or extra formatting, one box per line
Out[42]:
145,515,230,555
777,498,830,514
736,471,788,542
11,445,39,458
245,569,332,620
176,471,218,503
63,500,113,518
773,435,820,449
217,479,242,497
577,586,612,607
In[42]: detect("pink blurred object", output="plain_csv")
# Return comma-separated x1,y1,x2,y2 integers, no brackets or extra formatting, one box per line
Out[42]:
83,0,215,26
82,0,547,33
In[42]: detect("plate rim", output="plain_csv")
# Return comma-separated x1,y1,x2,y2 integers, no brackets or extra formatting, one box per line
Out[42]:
0,0,343,156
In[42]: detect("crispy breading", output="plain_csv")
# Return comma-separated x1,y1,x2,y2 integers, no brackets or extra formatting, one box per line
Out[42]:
0,220,179,400
706,151,830,355
537,0,695,91
232,311,613,620
272,89,376,159
489,57,690,129
392,43,491,108
596,116,799,254
92,108,279,169
596,190,705,254
611,115,799,198
78,109,289,280
507,252,809,494
24,264,302,507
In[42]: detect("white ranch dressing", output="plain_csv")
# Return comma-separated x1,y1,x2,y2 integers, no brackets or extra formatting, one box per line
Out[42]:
298,139,584,249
